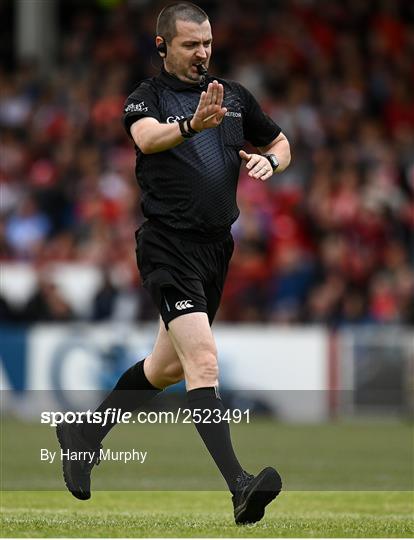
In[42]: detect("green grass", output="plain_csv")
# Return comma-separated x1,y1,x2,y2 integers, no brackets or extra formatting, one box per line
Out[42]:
1,490,413,537
1,418,413,536
2,418,413,491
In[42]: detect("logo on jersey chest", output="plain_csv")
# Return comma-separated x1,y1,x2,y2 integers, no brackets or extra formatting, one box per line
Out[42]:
166,115,185,124
166,111,241,123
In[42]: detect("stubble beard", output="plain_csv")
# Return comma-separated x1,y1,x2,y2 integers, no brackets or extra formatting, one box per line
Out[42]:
166,56,202,84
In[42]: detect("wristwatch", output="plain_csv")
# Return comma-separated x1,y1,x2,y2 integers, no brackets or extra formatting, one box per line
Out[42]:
263,154,279,172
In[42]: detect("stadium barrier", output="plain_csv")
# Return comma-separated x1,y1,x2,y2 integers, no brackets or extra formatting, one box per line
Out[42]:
1,324,412,422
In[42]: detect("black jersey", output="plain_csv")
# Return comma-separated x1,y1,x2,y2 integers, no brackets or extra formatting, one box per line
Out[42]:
123,67,281,236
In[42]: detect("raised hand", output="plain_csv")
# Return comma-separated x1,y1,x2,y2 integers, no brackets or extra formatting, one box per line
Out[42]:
191,80,227,132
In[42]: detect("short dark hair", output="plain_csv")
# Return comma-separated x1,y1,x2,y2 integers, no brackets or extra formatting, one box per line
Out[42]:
156,2,209,44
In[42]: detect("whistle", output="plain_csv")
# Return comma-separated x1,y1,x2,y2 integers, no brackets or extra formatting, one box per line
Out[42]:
196,64,208,76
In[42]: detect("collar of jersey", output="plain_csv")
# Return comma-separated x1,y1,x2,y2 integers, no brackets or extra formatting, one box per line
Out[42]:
158,66,210,91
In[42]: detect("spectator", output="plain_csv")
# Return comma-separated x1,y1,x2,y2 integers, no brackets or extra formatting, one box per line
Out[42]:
19,271,74,322
5,195,51,259
1,0,413,325
91,270,119,321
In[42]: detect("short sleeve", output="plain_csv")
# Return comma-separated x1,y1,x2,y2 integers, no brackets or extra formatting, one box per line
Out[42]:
122,81,161,137
237,84,281,147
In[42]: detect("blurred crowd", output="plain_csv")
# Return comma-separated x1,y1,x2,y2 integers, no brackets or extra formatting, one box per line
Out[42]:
1,0,413,325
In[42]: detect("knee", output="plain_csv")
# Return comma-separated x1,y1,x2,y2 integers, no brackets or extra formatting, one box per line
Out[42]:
161,362,185,386
198,352,219,381
144,355,184,389
184,344,218,387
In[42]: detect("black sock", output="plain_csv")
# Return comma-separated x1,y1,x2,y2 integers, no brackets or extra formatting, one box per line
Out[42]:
82,359,161,445
187,386,243,492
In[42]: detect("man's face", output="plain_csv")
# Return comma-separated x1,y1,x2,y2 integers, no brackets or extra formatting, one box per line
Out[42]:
163,19,212,83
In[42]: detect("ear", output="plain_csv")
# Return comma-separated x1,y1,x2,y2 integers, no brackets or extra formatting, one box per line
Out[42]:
155,36,166,57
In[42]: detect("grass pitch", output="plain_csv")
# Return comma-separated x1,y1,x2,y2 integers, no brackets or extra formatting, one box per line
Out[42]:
1,418,413,536
1,490,413,537
2,418,412,491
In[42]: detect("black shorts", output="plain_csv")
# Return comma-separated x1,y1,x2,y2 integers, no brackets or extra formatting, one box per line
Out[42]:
135,221,234,328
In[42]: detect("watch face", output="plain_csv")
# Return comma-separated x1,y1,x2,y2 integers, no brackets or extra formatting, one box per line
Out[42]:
266,154,279,170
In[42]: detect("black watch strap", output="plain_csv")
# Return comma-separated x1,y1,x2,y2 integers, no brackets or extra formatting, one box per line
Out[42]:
178,115,198,139
178,117,193,138
186,116,199,135
263,154,279,172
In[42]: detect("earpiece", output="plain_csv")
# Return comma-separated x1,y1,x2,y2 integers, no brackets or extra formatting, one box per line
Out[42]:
157,38,167,57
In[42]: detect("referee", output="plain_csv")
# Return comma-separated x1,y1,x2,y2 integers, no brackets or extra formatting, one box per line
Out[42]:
56,2,291,525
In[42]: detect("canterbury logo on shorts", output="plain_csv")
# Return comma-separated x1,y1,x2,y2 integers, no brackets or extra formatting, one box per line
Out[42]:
175,300,194,310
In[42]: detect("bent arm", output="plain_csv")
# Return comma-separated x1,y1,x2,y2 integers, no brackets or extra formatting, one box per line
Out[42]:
130,81,227,155
258,132,291,173
130,117,185,154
